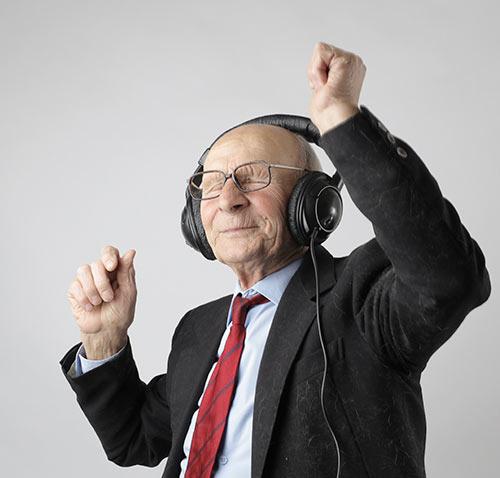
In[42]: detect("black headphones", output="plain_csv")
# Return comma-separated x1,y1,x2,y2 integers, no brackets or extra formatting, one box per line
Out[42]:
181,114,344,260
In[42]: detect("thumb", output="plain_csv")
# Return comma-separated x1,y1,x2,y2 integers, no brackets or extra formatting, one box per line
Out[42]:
116,249,136,286
124,248,136,267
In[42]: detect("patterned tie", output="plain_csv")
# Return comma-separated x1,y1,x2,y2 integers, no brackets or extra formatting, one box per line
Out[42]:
185,292,270,478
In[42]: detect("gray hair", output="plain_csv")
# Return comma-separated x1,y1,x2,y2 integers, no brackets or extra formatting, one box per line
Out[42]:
294,134,323,172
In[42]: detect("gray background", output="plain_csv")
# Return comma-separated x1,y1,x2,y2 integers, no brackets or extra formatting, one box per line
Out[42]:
1,1,498,476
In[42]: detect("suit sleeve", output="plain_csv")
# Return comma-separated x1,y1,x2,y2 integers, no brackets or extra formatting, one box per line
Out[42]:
59,311,190,467
318,105,491,374
73,343,125,376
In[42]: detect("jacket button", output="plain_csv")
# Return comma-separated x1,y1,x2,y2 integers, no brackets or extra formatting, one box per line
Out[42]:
386,132,396,144
377,121,388,132
396,146,408,158
218,455,228,465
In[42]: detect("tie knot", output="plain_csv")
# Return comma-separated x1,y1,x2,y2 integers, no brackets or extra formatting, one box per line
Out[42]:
231,292,269,327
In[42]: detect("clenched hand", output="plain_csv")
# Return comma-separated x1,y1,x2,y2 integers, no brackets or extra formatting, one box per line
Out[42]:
308,42,367,135
66,245,137,359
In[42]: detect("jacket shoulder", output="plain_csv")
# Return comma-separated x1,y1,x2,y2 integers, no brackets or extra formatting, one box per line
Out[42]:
332,236,390,279
186,293,233,316
172,294,233,346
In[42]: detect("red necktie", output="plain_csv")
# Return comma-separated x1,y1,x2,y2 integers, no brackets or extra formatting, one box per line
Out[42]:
185,292,270,478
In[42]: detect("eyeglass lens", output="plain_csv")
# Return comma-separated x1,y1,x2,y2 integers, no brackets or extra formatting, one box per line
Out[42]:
190,162,270,199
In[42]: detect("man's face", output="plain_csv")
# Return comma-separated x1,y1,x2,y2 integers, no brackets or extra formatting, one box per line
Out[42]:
200,124,305,269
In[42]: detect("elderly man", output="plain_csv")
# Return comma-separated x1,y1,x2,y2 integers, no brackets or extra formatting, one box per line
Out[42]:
61,42,490,478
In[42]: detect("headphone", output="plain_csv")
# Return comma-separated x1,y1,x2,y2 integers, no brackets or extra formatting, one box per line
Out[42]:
180,113,344,478
181,113,344,260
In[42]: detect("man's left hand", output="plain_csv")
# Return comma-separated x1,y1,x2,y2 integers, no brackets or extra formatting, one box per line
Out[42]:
308,42,366,136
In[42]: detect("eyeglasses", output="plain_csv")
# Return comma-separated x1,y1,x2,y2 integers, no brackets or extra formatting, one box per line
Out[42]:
187,160,309,200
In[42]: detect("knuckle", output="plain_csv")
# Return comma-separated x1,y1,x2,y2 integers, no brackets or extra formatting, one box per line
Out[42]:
81,276,97,293
76,264,89,275
101,245,118,261
334,56,350,67
309,68,321,79
68,280,78,293
95,280,112,294
317,42,329,53
101,244,114,255
107,254,118,265
93,275,107,287
88,283,99,295
89,294,102,305
69,283,84,302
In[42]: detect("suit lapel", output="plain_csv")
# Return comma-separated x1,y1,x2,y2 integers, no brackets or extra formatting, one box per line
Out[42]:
251,245,336,478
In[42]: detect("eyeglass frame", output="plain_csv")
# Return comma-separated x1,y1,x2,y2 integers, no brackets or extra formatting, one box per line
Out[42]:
187,160,310,200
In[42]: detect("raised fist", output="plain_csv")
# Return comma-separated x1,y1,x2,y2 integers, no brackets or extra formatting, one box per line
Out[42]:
66,246,137,358
307,42,366,135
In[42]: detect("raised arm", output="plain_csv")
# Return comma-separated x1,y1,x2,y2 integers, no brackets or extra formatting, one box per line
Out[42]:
308,42,491,373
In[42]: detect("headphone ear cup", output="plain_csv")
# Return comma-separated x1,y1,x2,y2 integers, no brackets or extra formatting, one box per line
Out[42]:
287,173,315,246
181,191,216,260
287,172,343,246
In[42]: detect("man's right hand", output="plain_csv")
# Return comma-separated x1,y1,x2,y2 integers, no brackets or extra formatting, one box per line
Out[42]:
66,245,137,359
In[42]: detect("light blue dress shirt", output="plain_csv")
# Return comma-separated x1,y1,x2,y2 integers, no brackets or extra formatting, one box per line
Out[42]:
74,255,304,477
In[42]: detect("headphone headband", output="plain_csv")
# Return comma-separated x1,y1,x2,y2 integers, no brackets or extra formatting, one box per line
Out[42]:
218,113,321,145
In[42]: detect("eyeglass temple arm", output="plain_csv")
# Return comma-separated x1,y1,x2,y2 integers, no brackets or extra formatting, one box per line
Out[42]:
273,163,344,191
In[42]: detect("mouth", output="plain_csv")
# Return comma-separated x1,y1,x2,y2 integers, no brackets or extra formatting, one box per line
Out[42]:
221,226,257,233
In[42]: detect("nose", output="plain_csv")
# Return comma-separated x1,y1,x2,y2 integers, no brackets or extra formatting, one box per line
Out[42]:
217,176,249,212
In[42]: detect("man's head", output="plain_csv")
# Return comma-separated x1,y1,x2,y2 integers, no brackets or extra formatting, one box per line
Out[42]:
199,123,322,282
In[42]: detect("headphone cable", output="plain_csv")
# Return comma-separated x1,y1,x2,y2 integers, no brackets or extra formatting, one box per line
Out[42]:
310,228,341,478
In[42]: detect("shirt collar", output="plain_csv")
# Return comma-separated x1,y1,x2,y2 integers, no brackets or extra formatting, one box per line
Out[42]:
226,255,305,327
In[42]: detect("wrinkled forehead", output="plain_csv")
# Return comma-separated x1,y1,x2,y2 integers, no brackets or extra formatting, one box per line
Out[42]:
201,124,302,171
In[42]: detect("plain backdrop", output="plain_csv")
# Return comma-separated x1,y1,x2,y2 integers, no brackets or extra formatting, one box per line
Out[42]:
1,1,498,477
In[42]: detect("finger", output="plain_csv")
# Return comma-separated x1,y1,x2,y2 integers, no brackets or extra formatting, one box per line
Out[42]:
123,249,136,268
324,52,362,91
76,264,102,306
101,245,120,272
90,260,114,302
319,42,352,63
67,279,94,312
116,249,136,287
308,42,334,88
129,262,136,288
309,42,354,89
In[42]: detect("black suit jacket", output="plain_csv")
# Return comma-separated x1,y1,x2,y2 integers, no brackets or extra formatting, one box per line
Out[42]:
60,106,491,478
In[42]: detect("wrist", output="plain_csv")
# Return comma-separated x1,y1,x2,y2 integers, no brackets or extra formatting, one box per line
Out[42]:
80,330,128,360
314,104,360,136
